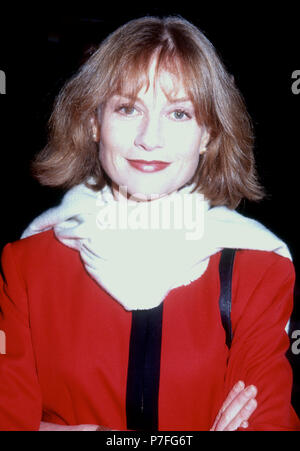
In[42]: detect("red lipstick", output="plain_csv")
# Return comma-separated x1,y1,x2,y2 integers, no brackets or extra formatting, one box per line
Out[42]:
127,159,171,173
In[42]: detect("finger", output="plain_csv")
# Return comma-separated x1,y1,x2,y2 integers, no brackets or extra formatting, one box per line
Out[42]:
96,425,114,431
224,398,257,431
240,421,249,429
214,385,257,431
216,386,257,431
210,381,245,431
220,381,246,412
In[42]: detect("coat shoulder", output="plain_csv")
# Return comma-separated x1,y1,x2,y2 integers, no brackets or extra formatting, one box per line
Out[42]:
9,230,69,257
234,249,295,280
2,230,79,274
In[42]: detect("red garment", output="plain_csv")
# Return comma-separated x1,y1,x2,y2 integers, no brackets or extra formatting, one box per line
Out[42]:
0,230,299,431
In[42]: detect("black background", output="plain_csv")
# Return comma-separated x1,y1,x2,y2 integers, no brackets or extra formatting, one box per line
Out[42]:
0,2,299,418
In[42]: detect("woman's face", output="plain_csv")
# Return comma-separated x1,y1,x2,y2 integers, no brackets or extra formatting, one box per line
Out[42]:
97,58,210,201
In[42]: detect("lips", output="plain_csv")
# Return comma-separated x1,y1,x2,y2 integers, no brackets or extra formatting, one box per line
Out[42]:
127,159,171,173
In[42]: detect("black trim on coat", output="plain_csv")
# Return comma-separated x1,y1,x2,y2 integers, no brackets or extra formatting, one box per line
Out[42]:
126,303,163,431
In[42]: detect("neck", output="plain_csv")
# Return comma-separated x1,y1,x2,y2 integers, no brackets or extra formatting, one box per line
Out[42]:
111,182,177,204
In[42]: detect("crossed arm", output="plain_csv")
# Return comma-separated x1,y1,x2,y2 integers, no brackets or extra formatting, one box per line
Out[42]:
38,381,258,431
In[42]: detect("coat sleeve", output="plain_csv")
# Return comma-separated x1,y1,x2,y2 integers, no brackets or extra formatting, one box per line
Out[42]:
0,242,42,430
222,251,300,431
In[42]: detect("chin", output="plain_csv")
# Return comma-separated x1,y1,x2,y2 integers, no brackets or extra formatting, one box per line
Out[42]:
123,181,177,201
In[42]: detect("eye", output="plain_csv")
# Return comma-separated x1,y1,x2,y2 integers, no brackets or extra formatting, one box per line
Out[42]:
116,104,139,117
170,109,191,121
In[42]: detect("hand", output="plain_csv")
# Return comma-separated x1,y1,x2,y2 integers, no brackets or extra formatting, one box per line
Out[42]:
39,421,112,431
210,381,258,431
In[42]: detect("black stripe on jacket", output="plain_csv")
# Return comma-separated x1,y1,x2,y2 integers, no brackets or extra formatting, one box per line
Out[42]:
126,303,163,431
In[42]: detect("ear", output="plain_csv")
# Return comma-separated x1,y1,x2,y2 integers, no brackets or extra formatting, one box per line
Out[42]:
90,116,100,142
199,127,210,155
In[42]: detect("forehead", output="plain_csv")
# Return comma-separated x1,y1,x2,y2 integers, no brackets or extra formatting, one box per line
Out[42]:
141,57,187,98
144,71,188,104
110,53,192,103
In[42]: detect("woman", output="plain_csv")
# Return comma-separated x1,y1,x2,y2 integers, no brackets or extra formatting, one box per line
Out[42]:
0,16,299,431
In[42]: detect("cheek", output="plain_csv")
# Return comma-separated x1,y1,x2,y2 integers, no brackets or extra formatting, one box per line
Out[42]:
100,114,134,153
99,123,132,174
167,128,202,161
104,120,137,152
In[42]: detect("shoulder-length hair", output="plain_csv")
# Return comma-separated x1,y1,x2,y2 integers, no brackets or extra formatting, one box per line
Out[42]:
32,15,265,209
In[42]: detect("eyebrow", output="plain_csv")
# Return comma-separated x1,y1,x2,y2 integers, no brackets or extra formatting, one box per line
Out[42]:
113,94,193,105
167,97,192,104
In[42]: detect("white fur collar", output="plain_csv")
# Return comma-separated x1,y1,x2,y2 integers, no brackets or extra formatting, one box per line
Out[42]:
21,182,291,311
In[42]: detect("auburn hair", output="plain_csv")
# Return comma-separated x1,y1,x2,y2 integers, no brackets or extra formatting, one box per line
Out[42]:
31,16,265,208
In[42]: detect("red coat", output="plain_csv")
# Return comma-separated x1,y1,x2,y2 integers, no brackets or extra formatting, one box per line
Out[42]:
0,230,299,431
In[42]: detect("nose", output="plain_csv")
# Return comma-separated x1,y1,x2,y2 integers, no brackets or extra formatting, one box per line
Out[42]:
134,115,164,151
